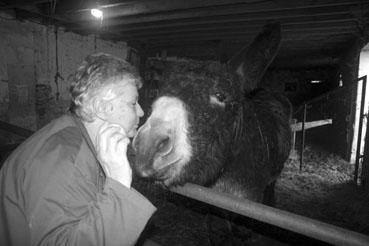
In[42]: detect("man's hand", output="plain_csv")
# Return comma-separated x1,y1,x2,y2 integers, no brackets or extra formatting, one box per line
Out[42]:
96,122,132,188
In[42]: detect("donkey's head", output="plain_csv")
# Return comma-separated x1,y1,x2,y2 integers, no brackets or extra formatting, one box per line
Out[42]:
132,23,281,186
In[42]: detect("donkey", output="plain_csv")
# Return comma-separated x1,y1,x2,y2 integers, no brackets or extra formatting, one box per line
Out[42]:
132,23,291,205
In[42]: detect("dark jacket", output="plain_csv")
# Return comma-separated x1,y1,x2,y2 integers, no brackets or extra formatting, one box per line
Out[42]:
0,113,156,246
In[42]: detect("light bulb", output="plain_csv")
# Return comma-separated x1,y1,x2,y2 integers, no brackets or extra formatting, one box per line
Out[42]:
91,8,103,19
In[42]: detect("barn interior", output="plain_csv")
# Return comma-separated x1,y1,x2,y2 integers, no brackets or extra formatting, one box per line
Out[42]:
1,0,369,245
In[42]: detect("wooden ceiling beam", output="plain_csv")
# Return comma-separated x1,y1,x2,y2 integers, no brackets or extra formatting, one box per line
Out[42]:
142,44,343,65
144,47,346,59
82,13,356,33
67,2,364,28
123,30,355,47
8,8,125,42
272,56,341,68
146,41,349,53
0,0,49,9
65,0,362,21
62,0,274,16
117,26,357,41
11,8,72,25
129,33,352,49
117,21,358,37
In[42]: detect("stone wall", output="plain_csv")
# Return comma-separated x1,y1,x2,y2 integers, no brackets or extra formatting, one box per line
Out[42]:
0,12,129,132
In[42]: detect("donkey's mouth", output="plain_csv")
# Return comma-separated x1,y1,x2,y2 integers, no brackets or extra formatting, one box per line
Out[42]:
152,156,182,180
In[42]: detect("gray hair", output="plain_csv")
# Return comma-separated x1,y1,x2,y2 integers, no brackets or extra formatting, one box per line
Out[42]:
69,53,142,122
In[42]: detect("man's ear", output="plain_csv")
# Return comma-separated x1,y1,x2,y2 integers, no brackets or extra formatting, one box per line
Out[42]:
94,98,113,120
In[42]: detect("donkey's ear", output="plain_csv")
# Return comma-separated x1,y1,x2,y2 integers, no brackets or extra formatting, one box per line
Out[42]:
227,22,281,92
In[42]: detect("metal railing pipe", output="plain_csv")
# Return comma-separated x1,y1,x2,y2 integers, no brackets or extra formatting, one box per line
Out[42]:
170,183,369,246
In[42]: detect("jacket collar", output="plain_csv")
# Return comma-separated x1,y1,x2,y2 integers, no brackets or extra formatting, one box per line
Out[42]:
70,112,99,162
70,112,106,186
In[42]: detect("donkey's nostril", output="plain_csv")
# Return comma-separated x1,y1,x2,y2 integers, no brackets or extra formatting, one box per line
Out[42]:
156,136,173,156
141,169,151,177
157,137,169,151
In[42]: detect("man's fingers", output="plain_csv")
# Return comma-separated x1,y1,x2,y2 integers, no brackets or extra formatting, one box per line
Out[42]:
97,122,116,152
99,125,122,148
101,122,127,137
96,121,108,151
96,122,132,186
96,127,118,153
102,122,127,136
100,125,121,137
98,121,109,135
99,127,130,153
117,137,130,151
109,132,126,152
108,132,129,152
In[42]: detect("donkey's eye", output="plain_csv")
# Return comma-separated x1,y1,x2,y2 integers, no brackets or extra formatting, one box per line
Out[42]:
215,92,226,102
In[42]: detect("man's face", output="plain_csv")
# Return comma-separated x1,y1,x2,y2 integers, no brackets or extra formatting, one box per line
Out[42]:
103,83,144,138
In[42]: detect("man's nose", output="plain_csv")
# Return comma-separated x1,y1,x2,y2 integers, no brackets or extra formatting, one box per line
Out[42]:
137,103,144,117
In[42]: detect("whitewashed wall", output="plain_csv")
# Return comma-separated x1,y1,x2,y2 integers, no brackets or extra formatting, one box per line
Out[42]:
0,12,130,130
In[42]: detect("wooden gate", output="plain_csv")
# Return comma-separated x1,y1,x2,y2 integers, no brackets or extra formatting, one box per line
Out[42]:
354,75,368,186
362,123,369,192
360,76,369,191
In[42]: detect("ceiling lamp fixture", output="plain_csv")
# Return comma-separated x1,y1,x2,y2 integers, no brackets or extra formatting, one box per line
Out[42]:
91,8,103,19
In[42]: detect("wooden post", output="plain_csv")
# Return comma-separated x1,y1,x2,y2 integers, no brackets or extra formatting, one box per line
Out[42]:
291,119,297,149
354,76,367,185
300,103,307,172
362,119,369,192
290,119,298,160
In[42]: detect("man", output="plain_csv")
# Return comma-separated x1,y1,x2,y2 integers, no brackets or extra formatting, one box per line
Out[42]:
0,53,156,245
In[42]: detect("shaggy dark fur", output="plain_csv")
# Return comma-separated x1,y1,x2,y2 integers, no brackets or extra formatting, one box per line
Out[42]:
156,65,291,202
133,23,292,203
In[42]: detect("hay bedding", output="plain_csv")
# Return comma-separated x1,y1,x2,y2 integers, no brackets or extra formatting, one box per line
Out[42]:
276,145,369,235
134,144,369,245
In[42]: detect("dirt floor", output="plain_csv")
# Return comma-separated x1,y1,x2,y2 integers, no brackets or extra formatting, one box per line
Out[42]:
134,144,369,246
